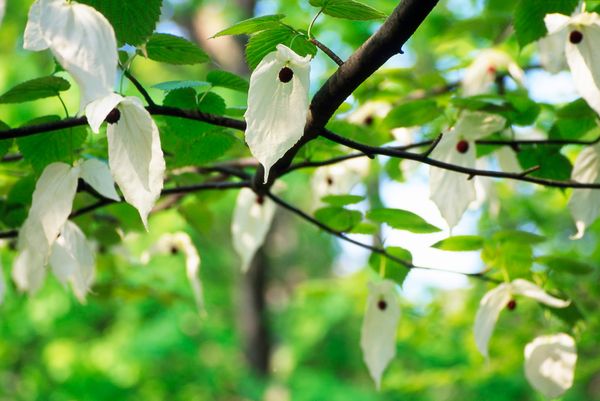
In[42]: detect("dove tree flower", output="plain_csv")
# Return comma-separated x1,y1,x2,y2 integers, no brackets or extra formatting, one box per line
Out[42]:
23,0,118,111
429,111,506,229
360,280,400,390
12,160,119,298
545,11,600,115
144,232,205,314
461,49,524,96
311,157,370,209
524,333,577,399
85,93,166,229
474,279,570,358
245,44,311,183
568,144,600,238
231,188,277,272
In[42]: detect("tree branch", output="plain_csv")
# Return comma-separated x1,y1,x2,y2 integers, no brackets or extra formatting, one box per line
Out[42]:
320,129,600,189
253,0,440,190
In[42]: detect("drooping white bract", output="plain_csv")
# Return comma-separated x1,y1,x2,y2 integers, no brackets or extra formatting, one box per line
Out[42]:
360,280,400,390
12,160,118,295
245,44,311,183
311,157,370,209
461,49,524,96
429,111,506,229
49,221,96,302
0,0,5,27
23,0,118,111
545,12,600,115
231,188,277,272
147,232,205,314
538,31,568,74
524,333,577,399
86,93,165,229
474,279,570,358
568,143,600,239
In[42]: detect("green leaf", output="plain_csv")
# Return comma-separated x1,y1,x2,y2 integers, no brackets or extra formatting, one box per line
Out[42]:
16,116,87,172
514,0,579,48
349,221,379,235
152,80,212,92
245,27,317,70
198,92,227,115
482,241,533,276
207,71,249,93
517,146,572,181
432,236,484,251
321,194,365,207
310,0,386,20
384,99,443,128
368,247,412,286
79,0,162,46
314,206,362,232
143,33,210,65
492,230,545,244
0,76,70,104
536,256,594,275
212,14,286,37
367,208,442,234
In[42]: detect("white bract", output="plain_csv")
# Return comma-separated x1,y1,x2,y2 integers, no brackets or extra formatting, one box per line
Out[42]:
49,221,96,303
146,232,205,314
360,280,400,390
568,143,600,239
0,0,5,27
524,333,577,399
12,160,117,298
86,93,166,229
23,0,118,111
545,12,600,115
474,279,570,358
462,49,524,96
311,157,370,209
429,111,506,229
538,32,568,74
231,188,277,272
245,44,311,183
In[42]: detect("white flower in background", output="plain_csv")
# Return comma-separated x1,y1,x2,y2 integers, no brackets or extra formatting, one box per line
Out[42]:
311,157,370,209
49,221,96,303
23,0,118,111
86,93,166,229
144,232,205,314
245,44,311,183
538,32,568,74
568,144,600,239
545,12,600,114
0,0,5,27
474,279,570,358
360,280,400,390
462,49,524,96
429,111,506,229
524,333,577,399
231,188,277,272
347,101,392,125
12,160,118,297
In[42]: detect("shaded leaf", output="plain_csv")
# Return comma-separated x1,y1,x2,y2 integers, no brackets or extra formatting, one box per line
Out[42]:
0,76,70,104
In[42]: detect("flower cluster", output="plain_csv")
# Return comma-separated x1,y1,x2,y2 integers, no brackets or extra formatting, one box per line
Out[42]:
13,0,165,299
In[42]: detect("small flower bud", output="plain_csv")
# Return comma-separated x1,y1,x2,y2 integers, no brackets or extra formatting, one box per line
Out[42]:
569,30,583,44
456,140,469,154
278,66,294,83
506,299,517,311
105,108,121,124
326,176,334,186
256,195,265,205
377,299,387,311
364,115,374,126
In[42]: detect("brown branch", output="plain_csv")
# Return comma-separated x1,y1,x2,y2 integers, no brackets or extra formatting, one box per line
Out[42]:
319,129,600,189
267,191,499,282
0,180,250,239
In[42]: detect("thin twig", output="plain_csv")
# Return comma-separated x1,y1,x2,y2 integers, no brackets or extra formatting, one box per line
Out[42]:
421,133,443,157
310,38,344,66
123,69,156,107
319,129,600,189
267,191,499,282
